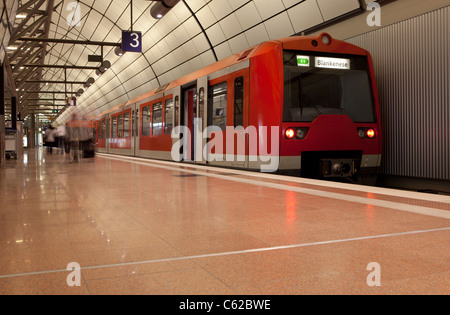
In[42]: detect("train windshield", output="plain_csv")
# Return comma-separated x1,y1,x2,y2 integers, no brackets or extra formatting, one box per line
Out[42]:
283,50,376,123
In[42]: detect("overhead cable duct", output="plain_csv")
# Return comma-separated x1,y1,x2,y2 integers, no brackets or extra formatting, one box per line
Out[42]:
150,0,180,19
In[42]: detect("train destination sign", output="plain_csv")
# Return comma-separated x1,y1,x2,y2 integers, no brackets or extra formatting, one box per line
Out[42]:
315,57,351,70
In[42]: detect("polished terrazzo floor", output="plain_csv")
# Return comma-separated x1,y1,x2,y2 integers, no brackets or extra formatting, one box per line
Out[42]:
0,149,449,295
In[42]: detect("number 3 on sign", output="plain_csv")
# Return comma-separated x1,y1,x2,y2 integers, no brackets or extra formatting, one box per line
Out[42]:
122,31,142,53
130,33,140,48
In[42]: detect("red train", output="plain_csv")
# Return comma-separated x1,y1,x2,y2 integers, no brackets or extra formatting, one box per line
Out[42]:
91,33,381,180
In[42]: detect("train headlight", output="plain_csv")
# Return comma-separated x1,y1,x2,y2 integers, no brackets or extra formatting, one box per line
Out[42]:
358,128,377,139
366,128,376,139
321,34,331,45
358,129,366,138
295,128,308,140
286,127,309,140
285,128,295,139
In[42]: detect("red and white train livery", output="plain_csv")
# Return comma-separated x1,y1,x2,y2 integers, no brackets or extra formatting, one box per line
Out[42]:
91,33,382,180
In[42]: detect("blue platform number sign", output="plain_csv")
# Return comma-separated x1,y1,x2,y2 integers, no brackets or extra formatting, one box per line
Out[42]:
122,31,142,53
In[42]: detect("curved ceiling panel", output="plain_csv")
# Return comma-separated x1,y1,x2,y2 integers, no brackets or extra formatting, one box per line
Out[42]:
4,0,373,124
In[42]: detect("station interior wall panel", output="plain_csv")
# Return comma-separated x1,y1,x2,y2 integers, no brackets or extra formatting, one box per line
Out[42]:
347,5,450,180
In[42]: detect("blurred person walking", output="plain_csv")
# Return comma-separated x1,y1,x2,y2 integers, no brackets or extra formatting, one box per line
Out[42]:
66,114,94,163
44,126,56,154
55,125,67,154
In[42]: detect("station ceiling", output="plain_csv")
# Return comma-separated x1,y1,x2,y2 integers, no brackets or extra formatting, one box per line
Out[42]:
2,0,380,124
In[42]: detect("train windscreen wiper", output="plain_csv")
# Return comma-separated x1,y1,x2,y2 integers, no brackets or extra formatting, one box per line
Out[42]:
301,94,323,116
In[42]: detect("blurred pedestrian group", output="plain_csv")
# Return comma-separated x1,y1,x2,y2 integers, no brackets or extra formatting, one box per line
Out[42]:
43,114,95,163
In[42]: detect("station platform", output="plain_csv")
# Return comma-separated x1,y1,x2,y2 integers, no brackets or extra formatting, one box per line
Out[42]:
0,149,449,295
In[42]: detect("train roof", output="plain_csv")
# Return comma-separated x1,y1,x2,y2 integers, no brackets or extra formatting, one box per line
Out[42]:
89,40,264,120
90,33,368,120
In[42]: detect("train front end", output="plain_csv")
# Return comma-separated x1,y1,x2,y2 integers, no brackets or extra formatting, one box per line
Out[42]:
279,33,382,180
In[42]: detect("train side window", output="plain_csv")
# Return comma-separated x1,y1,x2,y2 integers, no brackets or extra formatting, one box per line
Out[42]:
124,112,130,138
112,116,117,138
135,109,139,138
165,99,174,135
175,96,179,127
153,102,163,136
101,120,105,139
118,114,123,138
208,81,227,130
234,77,244,128
142,105,151,136
131,110,134,137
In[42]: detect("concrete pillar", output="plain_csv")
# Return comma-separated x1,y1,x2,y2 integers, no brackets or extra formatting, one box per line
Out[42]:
11,96,17,130
29,114,36,149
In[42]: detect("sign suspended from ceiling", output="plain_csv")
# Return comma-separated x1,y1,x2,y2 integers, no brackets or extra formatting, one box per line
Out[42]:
122,31,142,53
67,97,77,107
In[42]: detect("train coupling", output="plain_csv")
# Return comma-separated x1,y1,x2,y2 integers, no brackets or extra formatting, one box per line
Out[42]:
320,159,358,178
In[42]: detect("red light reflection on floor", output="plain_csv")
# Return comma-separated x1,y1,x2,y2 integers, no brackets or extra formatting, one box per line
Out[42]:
285,190,297,224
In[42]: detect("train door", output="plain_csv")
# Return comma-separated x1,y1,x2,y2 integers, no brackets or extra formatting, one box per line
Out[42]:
206,69,249,168
230,73,249,169
171,86,181,156
131,103,138,156
197,76,208,164
180,77,208,164
181,83,198,162
106,115,111,153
